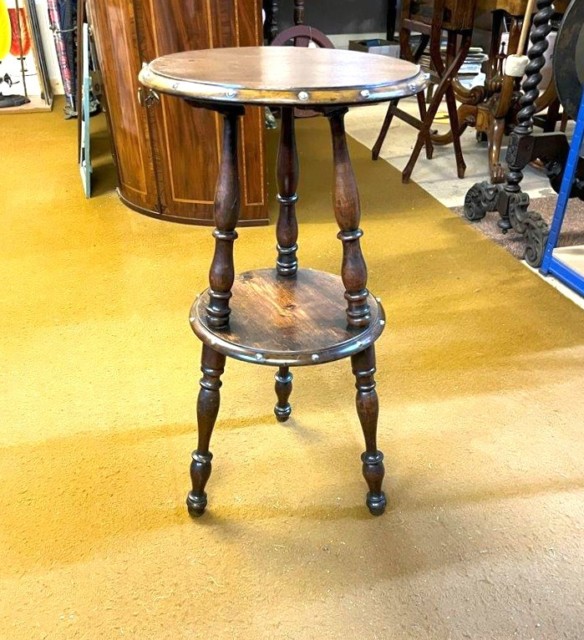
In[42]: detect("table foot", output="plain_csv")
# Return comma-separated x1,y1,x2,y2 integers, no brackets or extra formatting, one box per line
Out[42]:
366,495,387,516
187,451,212,517
274,366,293,422
362,452,387,515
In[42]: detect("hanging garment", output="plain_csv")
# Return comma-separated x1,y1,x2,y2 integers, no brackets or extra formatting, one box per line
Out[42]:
47,0,77,115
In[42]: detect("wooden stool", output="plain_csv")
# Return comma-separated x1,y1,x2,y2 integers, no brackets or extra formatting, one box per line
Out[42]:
140,47,426,517
372,0,479,183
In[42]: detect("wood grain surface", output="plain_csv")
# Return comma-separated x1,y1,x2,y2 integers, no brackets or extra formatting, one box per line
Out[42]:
140,46,428,106
87,0,267,225
189,268,386,366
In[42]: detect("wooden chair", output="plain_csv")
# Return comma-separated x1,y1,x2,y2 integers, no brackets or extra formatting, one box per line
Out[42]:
372,0,479,183
271,24,334,49
269,4,335,119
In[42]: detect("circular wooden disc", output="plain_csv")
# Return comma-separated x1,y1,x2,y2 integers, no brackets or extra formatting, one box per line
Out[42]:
190,269,386,367
555,0,584,120
140,46,428,106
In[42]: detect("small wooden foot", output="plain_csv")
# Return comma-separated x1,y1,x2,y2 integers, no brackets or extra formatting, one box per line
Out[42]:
362,451,387,515
187,452,213,517
274,366,293,422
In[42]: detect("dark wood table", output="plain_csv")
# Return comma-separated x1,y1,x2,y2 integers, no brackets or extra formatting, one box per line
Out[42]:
139,46,426,517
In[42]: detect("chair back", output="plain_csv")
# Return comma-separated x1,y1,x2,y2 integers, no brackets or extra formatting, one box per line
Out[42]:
271,25,334,49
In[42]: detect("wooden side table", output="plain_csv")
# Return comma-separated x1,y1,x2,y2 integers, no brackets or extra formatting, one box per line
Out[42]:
139,47,427,517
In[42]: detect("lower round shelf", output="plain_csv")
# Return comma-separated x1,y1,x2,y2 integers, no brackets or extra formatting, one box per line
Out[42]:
189,268,386,366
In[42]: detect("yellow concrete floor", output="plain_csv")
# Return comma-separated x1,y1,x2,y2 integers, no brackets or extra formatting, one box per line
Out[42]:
1,102,583,639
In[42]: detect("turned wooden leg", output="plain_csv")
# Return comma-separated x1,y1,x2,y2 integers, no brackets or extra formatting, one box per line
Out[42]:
326,107,370,328
351,346,386,515
205,105,245,329
274,366,293,422
187,344,226,517
276,106,299,277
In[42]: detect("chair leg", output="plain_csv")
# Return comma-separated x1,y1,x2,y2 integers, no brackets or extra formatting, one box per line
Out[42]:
402,32,470,183
372,98,399,160
444,32,466,179
445,84,466,178
374,26,433,167
416,91,434,159
402,130,430,183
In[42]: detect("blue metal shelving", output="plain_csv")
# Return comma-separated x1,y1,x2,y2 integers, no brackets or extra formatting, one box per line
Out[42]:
540,84,584,297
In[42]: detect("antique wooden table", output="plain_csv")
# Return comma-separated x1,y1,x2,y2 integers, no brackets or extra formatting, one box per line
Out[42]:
139,47,426,517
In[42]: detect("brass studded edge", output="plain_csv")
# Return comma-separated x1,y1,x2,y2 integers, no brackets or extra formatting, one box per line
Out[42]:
189,289,386,367
138,66,429,107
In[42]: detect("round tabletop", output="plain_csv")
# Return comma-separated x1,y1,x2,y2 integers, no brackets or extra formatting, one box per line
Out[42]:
139,46,428,107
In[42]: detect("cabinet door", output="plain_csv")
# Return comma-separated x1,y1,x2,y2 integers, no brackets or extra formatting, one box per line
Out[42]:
87,0,160,214
137,0,268,225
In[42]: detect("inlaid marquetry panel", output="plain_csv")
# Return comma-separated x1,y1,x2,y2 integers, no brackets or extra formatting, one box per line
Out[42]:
87,0,268,225
87,0,159,213
138,0,267,224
